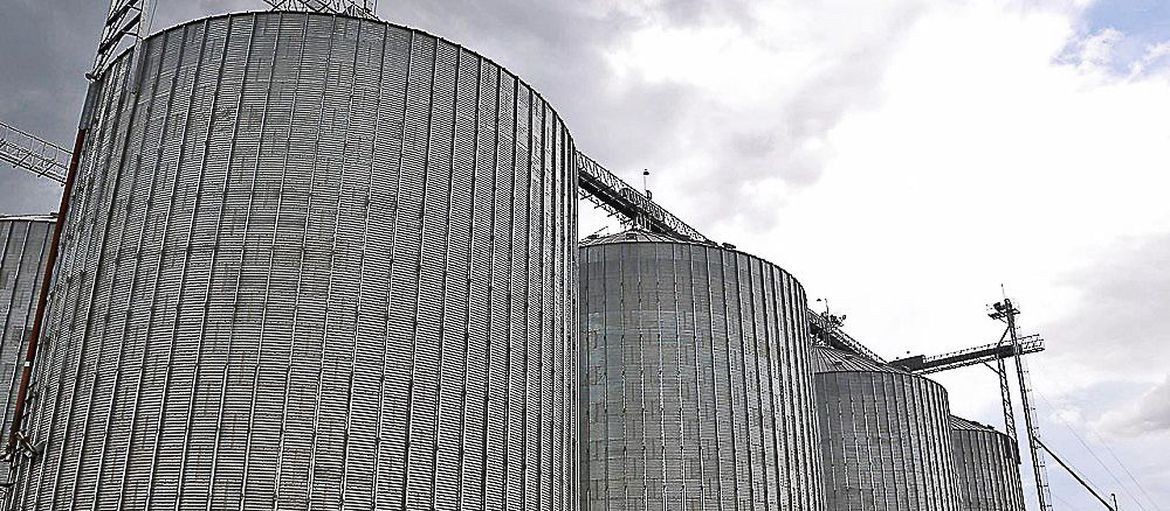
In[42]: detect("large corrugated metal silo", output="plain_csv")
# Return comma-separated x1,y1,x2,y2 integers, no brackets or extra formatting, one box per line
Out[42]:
951,415,1025,511
812,346,959,510
10,12,577,510
579,230,824,510
0,215,54,484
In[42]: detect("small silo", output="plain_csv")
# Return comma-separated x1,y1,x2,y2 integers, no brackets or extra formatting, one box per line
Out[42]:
579,230,824,511
10,12,578,510
951,415,1025,511
812,346,959,510
0,215,55,484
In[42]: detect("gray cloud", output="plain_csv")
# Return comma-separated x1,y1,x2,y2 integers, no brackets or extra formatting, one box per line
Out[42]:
0,0,927,231
1041,232,1170,374
1112,375,1170,436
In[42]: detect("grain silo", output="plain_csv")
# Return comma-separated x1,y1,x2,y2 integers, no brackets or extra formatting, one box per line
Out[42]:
812,346,959,510
9,11,577,510
0,215,54,485
579,230,824,511
951,415,1025,511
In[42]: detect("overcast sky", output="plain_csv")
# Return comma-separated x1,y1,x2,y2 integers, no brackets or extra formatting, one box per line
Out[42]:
2,0,1169,507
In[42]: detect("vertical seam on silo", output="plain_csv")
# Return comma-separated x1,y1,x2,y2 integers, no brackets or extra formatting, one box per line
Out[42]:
455,51,483,508
1,221,41,505
475,59,500,511
653,243,666,510
784,276,797,505
373,25,411,511
101,25,183,510
270,10,326,507
716,249,739,508
731,253,757,508
0,220,19,417
172,16,233,508
69,39,159,509
547,112,558,511
202,15,258,509
142,19,211,507
539,99,550,511
746,260,772,511
669,245,686,508
761,266,783,509
0,222,25,451
425,40,460,511
399,31,438,511
233,11,292,507
880,374,894,509
684,246,706,510
889,374,902,508
922,382,937,505
636,244,647,511
702,247,724,511
340,17,381,508
358,19,390,505
616,245,627,510
502,69,520,511
304,14,355,510
519,85,533,511
271,12,337,508
129,24,196,507
537,99,550,511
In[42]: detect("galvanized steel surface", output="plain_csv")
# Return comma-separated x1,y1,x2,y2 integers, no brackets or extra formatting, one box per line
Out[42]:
0,216,54,485
813,346,959,510
951,416,1025,511
9,12,577,510
579,232,825,510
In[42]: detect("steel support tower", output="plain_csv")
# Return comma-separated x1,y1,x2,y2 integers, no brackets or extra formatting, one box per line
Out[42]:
991,298,1053,511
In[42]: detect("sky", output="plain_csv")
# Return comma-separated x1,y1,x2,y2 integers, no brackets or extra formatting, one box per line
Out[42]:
2,0,1169,507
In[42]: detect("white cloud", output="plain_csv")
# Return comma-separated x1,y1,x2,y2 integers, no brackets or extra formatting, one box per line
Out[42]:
588,0,1170,504
1098,375,1170,437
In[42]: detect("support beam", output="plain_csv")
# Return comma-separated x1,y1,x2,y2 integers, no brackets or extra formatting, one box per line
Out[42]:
1036,437,1117,510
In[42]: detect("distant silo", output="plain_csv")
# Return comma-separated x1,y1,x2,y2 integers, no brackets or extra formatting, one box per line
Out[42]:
10,12,577,510
812,346,959,510
951,416,1025,511
579,230,824,511
0,215,54,484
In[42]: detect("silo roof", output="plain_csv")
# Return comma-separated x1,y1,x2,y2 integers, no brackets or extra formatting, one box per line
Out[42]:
950,415,999,433
0,214,56,222
811,346,912,375
579,228,693,247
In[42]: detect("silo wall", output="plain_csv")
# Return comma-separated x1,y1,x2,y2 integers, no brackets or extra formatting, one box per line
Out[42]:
579,231,824,511
951,416,1025,511
10,12,577,510
0,216,54,484
813,347,959,510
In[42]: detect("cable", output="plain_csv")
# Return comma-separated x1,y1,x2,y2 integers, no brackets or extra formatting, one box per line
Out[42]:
1031,358,1163,510
1034,384,1152,511
1052,492,1086,511
1086,426,1163,511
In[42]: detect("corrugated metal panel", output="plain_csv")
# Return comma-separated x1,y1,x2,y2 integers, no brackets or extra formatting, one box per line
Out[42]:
813,346,960,510
579,233,825,510
0,217,55,486
950,416,1026,511
8,12,578,510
